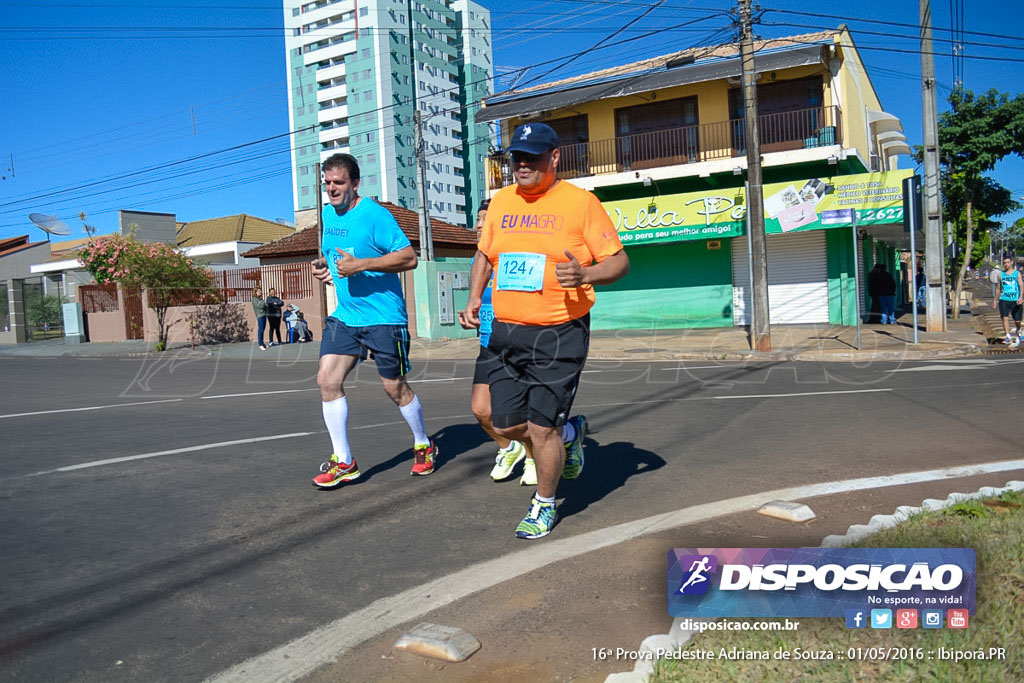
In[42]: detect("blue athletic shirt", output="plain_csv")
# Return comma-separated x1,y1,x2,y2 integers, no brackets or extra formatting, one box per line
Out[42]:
479,274,495,347
321,198,411,326
1000,269,1021,301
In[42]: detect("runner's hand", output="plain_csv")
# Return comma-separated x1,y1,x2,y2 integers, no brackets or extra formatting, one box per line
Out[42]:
556,249,586,287
311,257,332,284
464,297,481,327
335,249,359,277
457,310,478,330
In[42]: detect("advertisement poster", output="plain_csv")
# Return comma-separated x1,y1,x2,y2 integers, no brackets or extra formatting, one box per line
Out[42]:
605,170,915,245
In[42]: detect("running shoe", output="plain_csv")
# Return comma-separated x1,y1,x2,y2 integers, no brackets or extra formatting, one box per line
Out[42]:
312,455,360,488
561,414,588,480
519,457,537,486
490,440,527,481
410,440,437,476
1002,336,1015,345
515,495,558,539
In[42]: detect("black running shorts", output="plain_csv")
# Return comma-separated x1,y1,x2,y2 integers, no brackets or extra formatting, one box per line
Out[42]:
486,314,590,429
472,345,500,385
998,299,1023,321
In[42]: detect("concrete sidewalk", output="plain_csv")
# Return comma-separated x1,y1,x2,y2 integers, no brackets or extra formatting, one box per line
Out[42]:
0,309,995,362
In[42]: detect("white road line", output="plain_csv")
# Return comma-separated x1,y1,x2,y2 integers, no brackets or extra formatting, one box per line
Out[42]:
887,365,988,373
661,366,725,371
407,376,472,383
0,398,183,420
206,458,1024,683
202,389,319,399
712,388,891,400
22,433,318,477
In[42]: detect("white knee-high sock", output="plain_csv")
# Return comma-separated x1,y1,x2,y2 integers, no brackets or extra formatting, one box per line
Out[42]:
322,397,352,464
398,395,430,446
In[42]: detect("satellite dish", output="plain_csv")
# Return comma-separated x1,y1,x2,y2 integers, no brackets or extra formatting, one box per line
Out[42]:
29,213,72,238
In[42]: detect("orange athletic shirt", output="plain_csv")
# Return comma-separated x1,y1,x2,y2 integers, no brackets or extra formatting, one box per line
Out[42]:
479,180,623,326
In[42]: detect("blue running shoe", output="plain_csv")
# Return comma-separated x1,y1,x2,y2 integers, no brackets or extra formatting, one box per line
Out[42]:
515,495,557,539
562,414,588,479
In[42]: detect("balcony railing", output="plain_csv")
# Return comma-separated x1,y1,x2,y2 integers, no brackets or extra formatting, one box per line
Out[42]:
487,105,842,189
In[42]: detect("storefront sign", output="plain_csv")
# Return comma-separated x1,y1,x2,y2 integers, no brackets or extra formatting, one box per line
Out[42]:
602,170,913,245
603,189,746,245
762,169,913,234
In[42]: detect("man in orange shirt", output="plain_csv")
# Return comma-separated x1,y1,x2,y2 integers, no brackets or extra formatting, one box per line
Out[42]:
463,122,630,539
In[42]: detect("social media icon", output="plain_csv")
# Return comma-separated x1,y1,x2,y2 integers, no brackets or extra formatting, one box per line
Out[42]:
845,609,867,629
896,609,918,629
922,609,943,628
948,609,969,629
870,609,892,629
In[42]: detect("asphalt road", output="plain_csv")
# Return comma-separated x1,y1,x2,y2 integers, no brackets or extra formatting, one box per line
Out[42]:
1,353,1023,681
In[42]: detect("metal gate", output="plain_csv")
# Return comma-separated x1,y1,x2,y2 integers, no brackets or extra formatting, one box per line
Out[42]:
123,286,144,340
20,276,64,342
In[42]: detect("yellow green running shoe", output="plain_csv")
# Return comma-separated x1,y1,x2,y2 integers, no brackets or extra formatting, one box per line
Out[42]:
490,440,527,481
515,495,557,539
519,457,537,486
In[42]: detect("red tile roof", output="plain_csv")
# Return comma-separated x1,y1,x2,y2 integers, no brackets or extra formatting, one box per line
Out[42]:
0,235,47,258
243,201,477,258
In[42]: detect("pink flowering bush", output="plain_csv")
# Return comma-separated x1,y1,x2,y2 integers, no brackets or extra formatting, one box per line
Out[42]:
80,234,214,350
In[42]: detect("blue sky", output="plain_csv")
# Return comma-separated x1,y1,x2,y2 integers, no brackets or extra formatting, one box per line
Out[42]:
1,0,1021,245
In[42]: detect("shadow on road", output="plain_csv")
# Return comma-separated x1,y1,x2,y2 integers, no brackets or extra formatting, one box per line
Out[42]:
555,437,666,520
342,421,490,483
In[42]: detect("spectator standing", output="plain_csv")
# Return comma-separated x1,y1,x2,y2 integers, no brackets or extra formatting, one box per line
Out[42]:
265,288,285,346
252,286,268,350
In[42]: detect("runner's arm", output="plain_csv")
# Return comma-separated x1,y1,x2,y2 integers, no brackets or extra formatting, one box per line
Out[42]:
338,245,418,275
464,250,492,327
581,249,630,286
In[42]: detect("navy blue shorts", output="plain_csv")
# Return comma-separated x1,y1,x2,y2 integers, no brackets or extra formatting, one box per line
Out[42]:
320,317,411,379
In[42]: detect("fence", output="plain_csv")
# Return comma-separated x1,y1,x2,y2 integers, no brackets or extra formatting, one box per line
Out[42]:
80,284,119,313
214,262,316,303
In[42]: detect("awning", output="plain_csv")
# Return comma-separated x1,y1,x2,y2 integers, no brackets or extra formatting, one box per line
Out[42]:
868,110,904,135
476,45,828,124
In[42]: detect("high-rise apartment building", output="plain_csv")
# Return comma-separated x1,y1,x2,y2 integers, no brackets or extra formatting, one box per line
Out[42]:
283,0,492,228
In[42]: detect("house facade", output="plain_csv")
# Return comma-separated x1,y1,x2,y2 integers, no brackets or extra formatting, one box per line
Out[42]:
477,28,916,330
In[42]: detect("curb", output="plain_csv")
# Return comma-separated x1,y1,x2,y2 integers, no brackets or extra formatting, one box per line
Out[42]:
604,478,1024,682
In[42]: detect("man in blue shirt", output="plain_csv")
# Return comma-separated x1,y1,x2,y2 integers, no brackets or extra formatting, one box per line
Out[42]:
310,153,437,487
993,256,1024,348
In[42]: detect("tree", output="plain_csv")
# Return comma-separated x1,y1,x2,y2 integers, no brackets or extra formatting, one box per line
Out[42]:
931,87,1024,318
79,233,214,350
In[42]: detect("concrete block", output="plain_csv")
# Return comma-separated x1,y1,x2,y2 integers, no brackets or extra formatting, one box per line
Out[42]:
393,622,480,662
757,501,815,523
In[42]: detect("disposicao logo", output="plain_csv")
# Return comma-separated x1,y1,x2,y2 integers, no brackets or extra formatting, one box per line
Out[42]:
675,555,718,595
667,548,975,619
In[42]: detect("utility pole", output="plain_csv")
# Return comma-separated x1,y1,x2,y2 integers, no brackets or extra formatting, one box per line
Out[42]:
738,0,771,351
920,0,946,331
414,110,434,261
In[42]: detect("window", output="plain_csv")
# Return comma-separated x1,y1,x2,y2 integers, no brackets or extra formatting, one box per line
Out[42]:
360,7,368,16
367,131,376,142
368,153,377,164
301,186,310,196
362,47,371,58
300,166,309,176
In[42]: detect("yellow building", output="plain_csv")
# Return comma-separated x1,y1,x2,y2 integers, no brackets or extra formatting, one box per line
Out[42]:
477,28,915,329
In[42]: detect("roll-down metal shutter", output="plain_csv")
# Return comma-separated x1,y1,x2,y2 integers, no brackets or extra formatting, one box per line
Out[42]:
732,230,829,325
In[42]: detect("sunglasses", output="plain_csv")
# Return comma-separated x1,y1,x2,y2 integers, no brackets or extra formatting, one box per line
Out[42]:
510,151,549,164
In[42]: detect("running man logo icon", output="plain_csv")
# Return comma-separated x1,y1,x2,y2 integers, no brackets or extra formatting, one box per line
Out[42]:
676,555,718,595
521,125,532,140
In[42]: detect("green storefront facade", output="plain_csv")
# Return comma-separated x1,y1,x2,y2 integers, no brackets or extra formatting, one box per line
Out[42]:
589,170,913,330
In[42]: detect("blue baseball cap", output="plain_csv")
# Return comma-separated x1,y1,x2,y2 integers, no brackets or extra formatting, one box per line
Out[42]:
507,123,559,155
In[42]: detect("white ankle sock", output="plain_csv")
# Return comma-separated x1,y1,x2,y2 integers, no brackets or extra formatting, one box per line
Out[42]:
322,397,352,465
399,395,430,446
535,493,556,505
